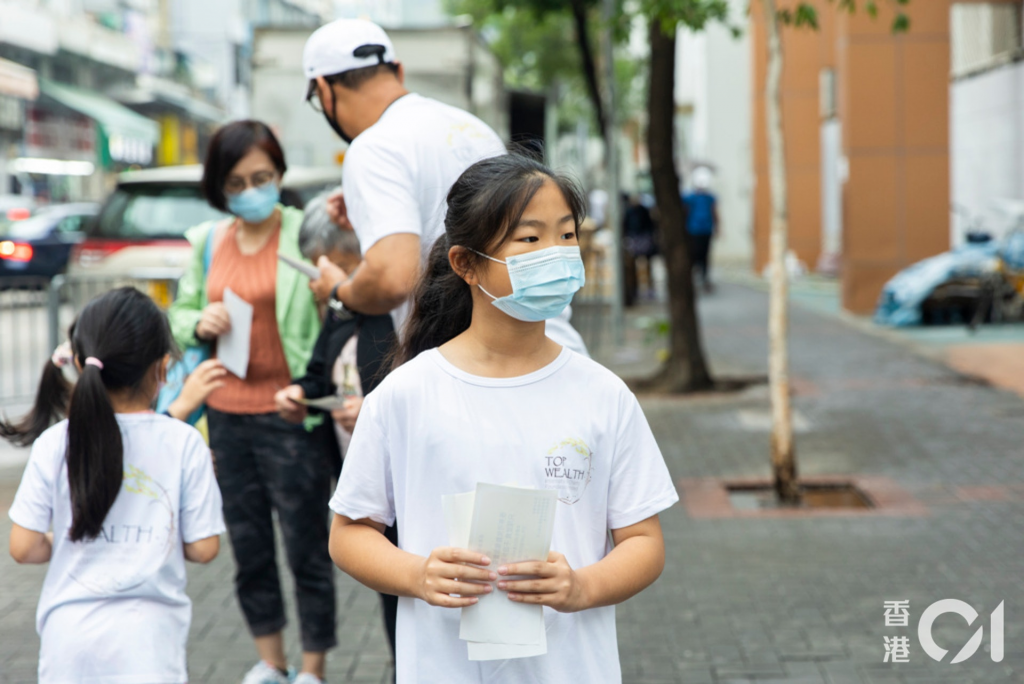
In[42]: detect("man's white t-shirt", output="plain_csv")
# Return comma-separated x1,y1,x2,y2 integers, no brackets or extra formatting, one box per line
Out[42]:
8,413,225,684
329,348,678,684
341,93,588,355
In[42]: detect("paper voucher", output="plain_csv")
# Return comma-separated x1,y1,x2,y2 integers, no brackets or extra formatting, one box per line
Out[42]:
218,288,253,379
442,483,557,661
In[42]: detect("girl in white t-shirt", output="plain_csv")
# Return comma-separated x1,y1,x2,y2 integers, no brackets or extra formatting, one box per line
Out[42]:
6,287,225,684
328,155,678,683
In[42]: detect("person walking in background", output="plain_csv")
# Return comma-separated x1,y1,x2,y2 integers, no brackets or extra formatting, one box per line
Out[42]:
302,18,588,355
328,155,677,683
7,287,223,684
683,167,719,293
167,120,333,684
622,193,658,306
273,190,399,656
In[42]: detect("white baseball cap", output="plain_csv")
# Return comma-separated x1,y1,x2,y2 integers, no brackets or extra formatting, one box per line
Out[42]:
302,19,396,83
692,167,714,190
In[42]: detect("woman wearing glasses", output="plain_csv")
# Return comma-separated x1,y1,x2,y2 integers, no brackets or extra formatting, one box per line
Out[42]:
167,121,334,684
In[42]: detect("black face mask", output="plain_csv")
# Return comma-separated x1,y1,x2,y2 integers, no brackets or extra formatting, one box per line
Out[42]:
323,98,353,145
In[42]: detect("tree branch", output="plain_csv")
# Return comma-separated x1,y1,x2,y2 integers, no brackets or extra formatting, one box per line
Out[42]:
569,0,607,137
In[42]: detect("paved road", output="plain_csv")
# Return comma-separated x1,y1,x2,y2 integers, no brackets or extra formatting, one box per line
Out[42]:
2,282,1023,683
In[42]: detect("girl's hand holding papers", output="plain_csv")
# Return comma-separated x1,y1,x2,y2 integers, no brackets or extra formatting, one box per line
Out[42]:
497,551,587,613
417,547,497,608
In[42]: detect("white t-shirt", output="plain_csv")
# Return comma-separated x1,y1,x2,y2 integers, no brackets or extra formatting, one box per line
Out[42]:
329,348,678,684
343,93,506,332
8,413,225,684
331,333,363,454
341,93,588,357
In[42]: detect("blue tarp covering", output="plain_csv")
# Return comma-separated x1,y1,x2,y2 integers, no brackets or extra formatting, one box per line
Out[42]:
874,241,1000,326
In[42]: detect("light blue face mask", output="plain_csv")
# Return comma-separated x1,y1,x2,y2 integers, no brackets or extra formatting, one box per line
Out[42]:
227,182,280,223
471,245,586,322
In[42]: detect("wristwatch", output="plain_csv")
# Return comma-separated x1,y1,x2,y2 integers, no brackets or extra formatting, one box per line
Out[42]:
328,282,355,321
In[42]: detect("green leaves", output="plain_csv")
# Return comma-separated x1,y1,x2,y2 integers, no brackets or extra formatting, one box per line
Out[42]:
449,0,581,89
642,0,732,34
775,3,817,29
774,0,911,34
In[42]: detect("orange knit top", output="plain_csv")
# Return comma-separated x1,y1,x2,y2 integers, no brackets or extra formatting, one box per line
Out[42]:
205,220,291,414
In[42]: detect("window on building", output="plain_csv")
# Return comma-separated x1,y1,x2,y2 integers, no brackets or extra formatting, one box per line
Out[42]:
951,3,1023,78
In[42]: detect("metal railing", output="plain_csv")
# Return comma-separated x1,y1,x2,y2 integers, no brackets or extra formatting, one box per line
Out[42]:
0,274,178,409
1,251,613,409
0,278,52,407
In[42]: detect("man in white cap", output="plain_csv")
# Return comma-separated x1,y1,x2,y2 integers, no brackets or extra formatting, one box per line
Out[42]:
303,18,588,354
303,18,502,328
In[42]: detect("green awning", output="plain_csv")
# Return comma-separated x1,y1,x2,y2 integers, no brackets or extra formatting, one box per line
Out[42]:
40,79,159,145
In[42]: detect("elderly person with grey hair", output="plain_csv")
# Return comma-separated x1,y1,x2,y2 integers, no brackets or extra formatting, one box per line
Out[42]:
297,190,363,280
273,190,399,655
274,191,396,457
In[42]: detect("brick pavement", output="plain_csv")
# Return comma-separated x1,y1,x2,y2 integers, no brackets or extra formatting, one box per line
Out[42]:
1,282,1023,683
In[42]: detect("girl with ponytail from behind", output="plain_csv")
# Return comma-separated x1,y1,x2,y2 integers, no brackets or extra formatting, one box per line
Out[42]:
327,154,679,683
7,287,225,684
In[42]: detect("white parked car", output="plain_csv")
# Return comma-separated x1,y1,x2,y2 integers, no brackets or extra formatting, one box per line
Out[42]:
66,165,340,306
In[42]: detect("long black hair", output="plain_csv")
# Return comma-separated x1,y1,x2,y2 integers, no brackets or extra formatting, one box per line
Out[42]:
394,155,586,367
0,357,70,446
1,322,80,446
63,288,173,541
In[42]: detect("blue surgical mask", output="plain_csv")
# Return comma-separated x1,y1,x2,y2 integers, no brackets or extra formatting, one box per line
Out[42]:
227,183,280,223
471,245,586,322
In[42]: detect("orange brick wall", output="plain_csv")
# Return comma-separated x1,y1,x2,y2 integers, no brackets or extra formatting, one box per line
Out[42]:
750,0,1017,313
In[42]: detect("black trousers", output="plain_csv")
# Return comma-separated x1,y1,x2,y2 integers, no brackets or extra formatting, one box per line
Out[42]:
689,233,713,284
208,408,337,653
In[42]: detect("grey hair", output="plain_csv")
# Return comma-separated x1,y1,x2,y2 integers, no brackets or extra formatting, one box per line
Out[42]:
298,189,361,259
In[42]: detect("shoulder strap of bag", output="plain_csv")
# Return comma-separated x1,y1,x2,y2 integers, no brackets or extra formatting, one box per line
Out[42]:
203,221,217,274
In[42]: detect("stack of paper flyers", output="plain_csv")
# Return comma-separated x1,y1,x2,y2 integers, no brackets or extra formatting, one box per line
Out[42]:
441,483,558,661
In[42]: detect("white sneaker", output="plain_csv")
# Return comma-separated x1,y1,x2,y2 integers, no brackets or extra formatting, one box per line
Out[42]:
292,674,324,684
241,661,290,684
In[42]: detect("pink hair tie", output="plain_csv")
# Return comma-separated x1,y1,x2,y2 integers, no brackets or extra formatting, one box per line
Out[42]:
84,357,104,370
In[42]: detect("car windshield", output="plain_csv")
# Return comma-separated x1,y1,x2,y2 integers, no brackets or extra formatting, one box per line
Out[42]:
5,209,64,239
95,184,227,239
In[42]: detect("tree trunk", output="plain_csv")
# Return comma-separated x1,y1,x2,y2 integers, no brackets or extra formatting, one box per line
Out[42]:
761,0,799,504
646,19,713,393
569,0,607,138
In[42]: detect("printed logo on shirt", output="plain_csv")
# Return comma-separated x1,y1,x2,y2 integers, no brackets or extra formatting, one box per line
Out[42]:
544,438,594,505
446,122,491,163
68,465,176,594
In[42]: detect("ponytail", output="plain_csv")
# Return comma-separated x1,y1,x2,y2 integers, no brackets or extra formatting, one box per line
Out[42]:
62,287,174,542
0,357,72,446
67,358,122,542
393,154,587,369
393,235,474,368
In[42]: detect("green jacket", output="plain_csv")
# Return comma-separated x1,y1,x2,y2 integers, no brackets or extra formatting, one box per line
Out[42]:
168,205,321,380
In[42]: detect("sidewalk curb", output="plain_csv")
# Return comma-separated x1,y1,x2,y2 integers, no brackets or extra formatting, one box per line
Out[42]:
718,272,998,388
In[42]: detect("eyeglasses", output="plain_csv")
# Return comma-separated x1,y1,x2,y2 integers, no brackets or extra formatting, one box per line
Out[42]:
306,80,324,114
224,170,277,195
